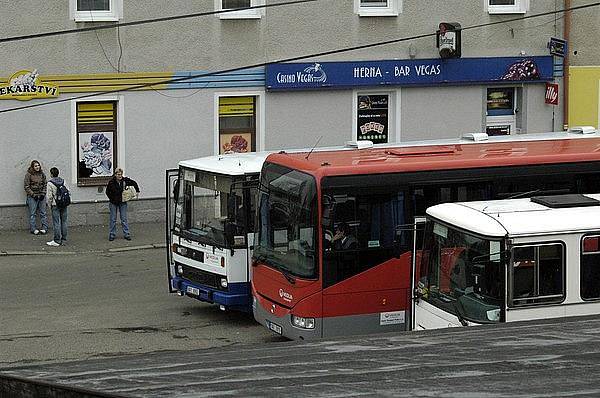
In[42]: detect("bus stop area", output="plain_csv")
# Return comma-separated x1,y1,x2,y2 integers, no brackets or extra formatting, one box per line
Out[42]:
1,315,600,397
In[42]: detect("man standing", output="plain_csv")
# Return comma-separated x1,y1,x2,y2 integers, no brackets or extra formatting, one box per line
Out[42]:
105,168,140,241
46,167,69,246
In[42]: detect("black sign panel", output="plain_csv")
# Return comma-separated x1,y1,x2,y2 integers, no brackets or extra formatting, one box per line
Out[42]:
357,95,389,144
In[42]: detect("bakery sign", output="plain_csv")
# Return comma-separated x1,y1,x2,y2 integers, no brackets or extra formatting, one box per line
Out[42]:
0,70,59,101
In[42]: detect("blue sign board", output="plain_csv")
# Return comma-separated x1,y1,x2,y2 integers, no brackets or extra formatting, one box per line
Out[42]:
266,56,553,90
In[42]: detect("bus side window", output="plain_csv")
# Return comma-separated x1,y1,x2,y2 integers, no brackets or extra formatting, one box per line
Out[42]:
510,243,565,306
581,235,600,300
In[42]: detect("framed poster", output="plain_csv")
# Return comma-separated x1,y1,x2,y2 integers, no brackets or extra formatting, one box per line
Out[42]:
220,132,252,154
78,132,114,178
357,94,389,144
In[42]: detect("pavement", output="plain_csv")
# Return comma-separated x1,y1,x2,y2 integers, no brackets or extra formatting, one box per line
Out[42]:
0,222,166,256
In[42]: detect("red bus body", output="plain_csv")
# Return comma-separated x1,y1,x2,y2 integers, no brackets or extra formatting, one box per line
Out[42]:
252,133,600,339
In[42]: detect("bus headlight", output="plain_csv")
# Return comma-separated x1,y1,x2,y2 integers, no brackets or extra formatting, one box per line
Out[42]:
486,308,500,322
292,315,315,329
220,278,228,288
176,264,183,275
173,244,188,256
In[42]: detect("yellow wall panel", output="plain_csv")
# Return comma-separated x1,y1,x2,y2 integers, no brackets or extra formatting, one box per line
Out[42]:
569,67,600,129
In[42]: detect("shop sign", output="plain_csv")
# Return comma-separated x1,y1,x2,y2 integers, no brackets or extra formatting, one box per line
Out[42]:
0,70,59,101
357,95,388,144
548,37,567,58
545,83,559,105
486,125,511,136
266,56,553,90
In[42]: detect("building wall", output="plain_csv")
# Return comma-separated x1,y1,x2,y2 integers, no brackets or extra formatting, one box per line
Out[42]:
0,0,576,229
568,1,600,129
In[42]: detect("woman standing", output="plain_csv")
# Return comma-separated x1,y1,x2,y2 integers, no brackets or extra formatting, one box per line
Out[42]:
24,160,48,235
105,168,140,241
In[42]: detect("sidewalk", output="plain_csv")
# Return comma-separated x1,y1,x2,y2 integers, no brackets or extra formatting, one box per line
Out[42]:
0,222,166,256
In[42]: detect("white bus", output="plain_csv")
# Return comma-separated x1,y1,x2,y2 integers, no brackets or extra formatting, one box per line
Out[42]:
166,152,270,312
414,193,600,330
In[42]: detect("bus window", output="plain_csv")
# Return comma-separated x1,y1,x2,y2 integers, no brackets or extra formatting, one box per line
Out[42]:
412,182,492,217
509,243,565,306
322,189,405,288
581,235,600,300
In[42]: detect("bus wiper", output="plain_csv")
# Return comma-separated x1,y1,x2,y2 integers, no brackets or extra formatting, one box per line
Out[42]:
452,298,469,327
276,264,296,285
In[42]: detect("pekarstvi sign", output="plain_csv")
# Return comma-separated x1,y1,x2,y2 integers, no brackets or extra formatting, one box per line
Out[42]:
0,69,59,101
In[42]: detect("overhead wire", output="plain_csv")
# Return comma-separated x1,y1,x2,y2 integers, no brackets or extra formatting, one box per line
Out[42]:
0,0,319,44
1,1,599,115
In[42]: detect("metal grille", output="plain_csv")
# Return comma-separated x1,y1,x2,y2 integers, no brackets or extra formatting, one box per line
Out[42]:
180,264,225,291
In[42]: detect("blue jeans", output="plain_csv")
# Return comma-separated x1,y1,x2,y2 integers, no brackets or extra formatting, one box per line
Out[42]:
26,196,48,232
109,202,129,239
51,206,68,243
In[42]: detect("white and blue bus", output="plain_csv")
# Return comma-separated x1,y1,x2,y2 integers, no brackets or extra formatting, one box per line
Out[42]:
166,152,270,312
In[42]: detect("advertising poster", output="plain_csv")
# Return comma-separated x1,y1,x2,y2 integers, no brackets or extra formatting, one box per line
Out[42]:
357,95,388,144
78,132,113,178
220,132,252,154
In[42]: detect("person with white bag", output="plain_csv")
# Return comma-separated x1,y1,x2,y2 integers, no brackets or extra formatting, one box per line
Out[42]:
105,168,140,241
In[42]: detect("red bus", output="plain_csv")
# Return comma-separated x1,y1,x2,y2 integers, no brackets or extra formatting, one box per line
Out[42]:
251,131,600,339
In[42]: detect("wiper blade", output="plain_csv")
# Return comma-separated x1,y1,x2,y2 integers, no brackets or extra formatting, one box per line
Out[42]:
452,298,468,327
277,264,296,284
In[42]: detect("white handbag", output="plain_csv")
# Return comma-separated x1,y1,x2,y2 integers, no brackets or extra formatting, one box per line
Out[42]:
122,186,138,202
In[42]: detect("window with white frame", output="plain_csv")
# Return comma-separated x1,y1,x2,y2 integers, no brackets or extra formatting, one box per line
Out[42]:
355,0,401,17
75,101,118,186
216,0,265,19
487,0,529,14
70,0,122,22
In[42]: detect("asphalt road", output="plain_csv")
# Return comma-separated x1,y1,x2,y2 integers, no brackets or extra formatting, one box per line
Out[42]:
0,248,284,368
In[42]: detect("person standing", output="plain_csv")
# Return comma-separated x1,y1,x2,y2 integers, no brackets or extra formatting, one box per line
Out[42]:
46,167,69,246
24,160,48,235
105,168,140,241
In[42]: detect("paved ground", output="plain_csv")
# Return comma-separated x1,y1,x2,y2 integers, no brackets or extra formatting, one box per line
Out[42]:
2,316,600,397
0,222,282,369
0,221,166,256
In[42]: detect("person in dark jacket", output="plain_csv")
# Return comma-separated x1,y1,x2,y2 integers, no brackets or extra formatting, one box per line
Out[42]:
24,160,48,235
105,168,140,241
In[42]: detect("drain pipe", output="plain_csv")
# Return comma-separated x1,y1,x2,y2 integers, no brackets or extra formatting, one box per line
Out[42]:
563,0,571,129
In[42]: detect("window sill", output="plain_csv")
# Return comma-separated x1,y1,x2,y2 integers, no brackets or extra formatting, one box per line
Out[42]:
487,9,526,14
73,15,120,22
357,10,399,17
219,12,262,19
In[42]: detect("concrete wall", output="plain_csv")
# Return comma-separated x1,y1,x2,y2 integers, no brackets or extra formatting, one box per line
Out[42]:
0,1,567,73
0,0,576,229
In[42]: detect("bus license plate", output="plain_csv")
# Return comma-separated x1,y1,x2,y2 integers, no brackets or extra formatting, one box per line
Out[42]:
267,321,282,335
186,286,200,296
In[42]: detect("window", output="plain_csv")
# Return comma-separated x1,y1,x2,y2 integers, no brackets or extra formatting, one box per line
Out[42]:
218,96,256,154
76,101,117,186
70,0,122,21
355,0,401,16
322,185,406,287
216,0,264,19
509,243,565,306
581,235,600,300
487,0,529,14
356,94,390,144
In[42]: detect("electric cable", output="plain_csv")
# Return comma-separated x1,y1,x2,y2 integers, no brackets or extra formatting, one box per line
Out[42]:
0,0,319,44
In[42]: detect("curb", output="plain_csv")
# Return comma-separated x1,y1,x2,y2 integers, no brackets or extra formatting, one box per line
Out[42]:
0,243,165,257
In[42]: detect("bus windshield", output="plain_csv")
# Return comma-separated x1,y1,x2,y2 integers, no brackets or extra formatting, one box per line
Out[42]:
254,163,317,279
419,221,504,324
175,168,244,248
